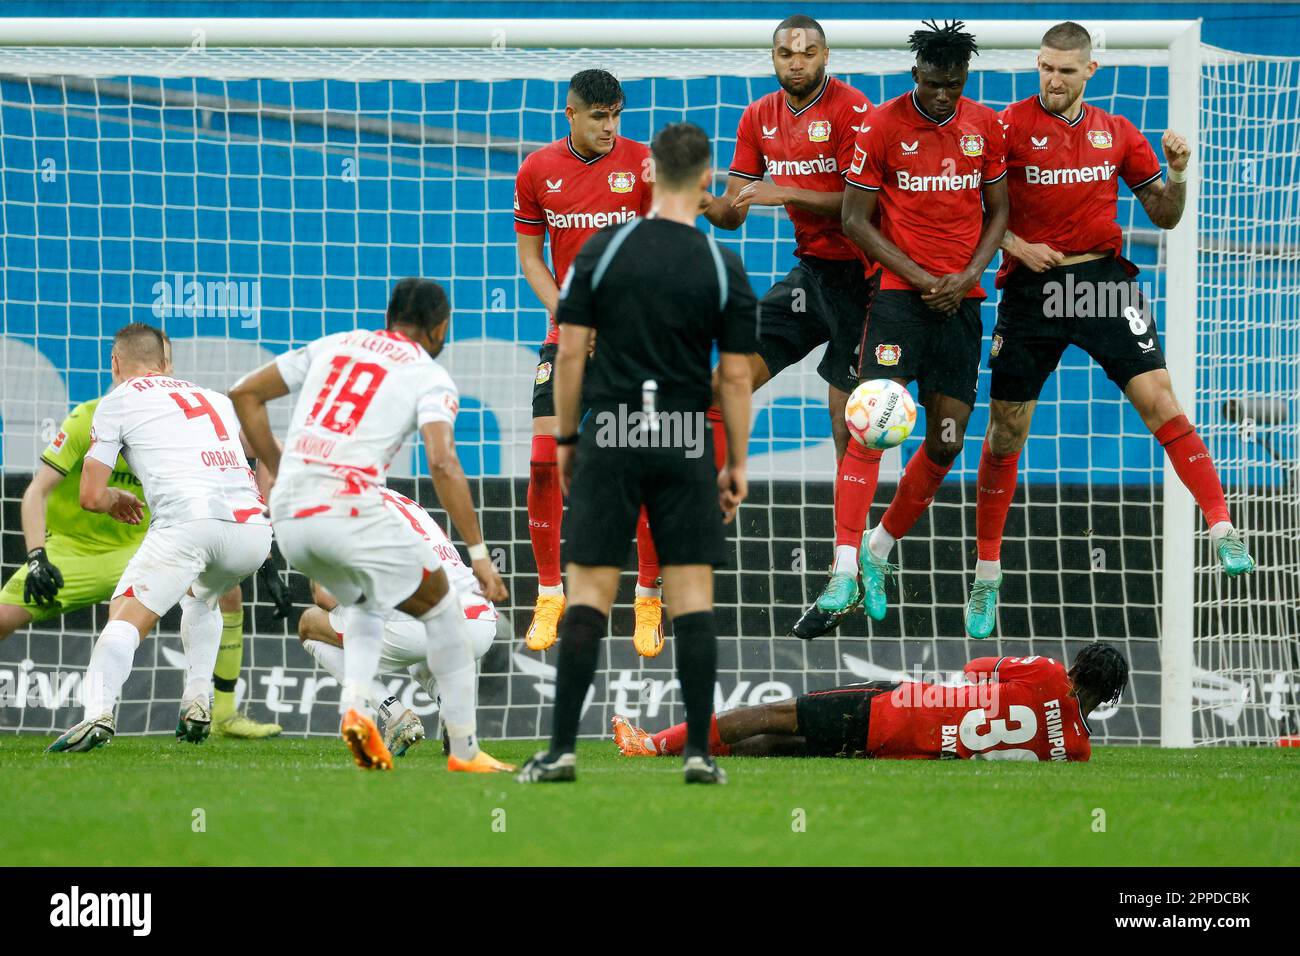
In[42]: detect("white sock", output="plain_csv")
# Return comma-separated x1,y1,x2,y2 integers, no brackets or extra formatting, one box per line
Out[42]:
975,559,1002,582
83,620,139,719
634,584,662,600
868,525,896,561
303,639,390,712
1209,521,1234,542
407,661,438,703
832,545,858,575
339,605,386,715
179,593,222,703
538,584,564,598
420,589,480,761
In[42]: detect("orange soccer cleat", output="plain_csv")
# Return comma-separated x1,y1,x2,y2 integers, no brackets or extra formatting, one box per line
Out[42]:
341,708,394,771
447,750,517,773
612,715,658,757
526,593,566,651
632,596,665,658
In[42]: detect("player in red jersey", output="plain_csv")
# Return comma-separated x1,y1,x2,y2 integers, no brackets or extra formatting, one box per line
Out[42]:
614,642,1126,762
964,22,1254,640
699,15,880,639
514,69,666,658
839,20,1009,626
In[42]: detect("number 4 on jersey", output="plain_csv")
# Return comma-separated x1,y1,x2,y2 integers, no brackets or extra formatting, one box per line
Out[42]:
169,391,229,440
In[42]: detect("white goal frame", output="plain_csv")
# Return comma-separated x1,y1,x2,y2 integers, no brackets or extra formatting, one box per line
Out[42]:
0,17,1204,746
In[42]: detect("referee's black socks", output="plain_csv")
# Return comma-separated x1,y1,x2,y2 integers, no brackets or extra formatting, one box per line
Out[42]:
672,610,719,759
547,604,607,757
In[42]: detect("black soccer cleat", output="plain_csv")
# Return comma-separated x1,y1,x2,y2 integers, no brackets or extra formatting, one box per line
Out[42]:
516,751,577,783
789,602,845,640
683,755,727,785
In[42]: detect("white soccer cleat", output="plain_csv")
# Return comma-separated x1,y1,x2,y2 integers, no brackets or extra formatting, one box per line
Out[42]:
47,712,116,753
382,707,426,758
175,697,212,744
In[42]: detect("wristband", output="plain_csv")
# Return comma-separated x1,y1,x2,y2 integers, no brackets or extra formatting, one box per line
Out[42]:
554,432,580,446
468,543,490,561
1168,167,1187,184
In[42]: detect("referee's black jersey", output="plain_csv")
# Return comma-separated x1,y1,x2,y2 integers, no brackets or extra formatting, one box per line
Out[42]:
556,217,759,412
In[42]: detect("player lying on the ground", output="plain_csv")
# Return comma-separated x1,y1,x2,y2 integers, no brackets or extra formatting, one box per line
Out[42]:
965,20,1254,640
835,20,1009,631
0,332,282,739
614,642,1127,762
232,277,510,773
297,489,500,760
49,324,274,752
515,68,664,657
697,15,880,639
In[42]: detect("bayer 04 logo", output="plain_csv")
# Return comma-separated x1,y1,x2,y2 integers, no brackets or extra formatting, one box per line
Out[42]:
845,379,917,449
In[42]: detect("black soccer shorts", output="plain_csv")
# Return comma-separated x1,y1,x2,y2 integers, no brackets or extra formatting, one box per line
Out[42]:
990,255,1167,402
857,289,983,408
758,257,880,395
531,342,559,419
795,681,900,758
562,418,727,568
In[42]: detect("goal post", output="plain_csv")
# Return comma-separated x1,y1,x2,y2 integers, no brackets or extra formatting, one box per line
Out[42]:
1,18,1294,748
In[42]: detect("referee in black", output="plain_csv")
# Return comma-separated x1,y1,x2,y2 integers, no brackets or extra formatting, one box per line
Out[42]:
517,122,759,785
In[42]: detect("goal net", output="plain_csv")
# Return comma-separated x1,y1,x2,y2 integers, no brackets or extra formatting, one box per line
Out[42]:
0,19,1295,746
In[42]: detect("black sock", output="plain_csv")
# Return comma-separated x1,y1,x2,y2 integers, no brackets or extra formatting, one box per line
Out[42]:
672,610,718,759
547,604,607,757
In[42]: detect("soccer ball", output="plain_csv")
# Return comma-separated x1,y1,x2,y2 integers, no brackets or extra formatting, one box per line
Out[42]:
844,379,917,449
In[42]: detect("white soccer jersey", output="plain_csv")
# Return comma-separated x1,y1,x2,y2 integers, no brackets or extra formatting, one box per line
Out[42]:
380,489,482,600
87,375,266,529
272,328,459,518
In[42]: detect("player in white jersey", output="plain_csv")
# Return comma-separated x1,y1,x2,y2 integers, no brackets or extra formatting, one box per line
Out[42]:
49,323,274,752
297,489,501,757
230,277,510,772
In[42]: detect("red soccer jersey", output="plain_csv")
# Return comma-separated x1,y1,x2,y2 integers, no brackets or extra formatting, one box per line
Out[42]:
514,135,653,343
845,91,1007,297
729,75,873,263
866,656,1093,762
996,95,1163,286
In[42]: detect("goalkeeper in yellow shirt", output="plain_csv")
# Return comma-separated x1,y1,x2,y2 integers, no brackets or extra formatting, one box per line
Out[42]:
0,340,284,738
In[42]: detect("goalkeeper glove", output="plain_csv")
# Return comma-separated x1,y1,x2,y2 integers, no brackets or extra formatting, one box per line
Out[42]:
258,551,293,622
23,547,64,608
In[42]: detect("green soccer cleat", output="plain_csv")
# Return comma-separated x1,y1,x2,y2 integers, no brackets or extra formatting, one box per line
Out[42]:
964,575,1003,640
47,712,115,753
790,571,861,639
382,707,426,758
858,537,897,622
1215,529,1256,577
214,713,283,739
175,697,212,744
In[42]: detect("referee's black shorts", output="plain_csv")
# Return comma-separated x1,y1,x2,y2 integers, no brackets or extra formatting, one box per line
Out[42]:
795,681,899,758
563,416,727,568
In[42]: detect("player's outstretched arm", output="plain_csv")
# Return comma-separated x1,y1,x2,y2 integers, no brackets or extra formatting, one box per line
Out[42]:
701,174,755,230
19,463,63,553
517,233,561,318
419,420,507,603
1134,130,1189,230
78,458,143,524
731,179,845,221
841,186,936,292
230,362,290,479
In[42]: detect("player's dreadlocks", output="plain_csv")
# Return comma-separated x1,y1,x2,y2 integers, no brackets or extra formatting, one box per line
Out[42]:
908,19,979,72
1069,642,1130,707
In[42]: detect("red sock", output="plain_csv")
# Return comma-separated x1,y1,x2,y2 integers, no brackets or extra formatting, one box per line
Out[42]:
1155,415,1231,527
836,441,883,547
976,446,1021,561
881,445,952,540
651,715,731,756
636,507,661,589
528,434,563,588
707,405,727,472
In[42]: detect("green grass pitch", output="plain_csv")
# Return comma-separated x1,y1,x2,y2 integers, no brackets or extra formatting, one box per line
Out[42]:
2,736,1294,866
